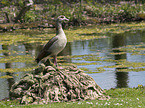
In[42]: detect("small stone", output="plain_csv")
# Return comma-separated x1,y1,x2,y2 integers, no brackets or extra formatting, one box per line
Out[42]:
21,95,33,104
46,66,56,71
13,88,22,96
42,73,50,80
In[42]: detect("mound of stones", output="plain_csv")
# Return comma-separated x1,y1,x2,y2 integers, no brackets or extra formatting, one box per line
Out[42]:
10,63,110,104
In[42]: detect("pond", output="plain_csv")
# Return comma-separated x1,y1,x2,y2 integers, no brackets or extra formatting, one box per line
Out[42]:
0,27,145,100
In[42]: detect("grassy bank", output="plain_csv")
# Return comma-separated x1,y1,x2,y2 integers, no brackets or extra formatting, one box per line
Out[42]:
0,86,145,108
0,1,145,31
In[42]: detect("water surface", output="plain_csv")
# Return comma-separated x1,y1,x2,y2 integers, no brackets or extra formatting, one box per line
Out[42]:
0,29,145,100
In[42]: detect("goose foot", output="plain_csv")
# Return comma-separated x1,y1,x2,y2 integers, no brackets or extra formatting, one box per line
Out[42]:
57,66,64,69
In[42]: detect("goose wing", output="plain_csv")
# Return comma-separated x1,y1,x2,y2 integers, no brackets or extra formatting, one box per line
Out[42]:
35,36,58,63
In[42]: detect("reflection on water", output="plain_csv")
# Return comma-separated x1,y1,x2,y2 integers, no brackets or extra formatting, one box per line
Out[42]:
0,30,145,100
2,45,15,99
112,34,128,88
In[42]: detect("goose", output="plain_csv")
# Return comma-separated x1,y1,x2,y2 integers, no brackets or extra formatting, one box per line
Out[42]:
35,15,69,67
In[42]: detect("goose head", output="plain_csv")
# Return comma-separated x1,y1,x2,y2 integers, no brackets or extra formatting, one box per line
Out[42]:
57,15,69,23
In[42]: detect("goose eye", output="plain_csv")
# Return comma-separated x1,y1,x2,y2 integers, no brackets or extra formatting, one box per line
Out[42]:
60,16,64,19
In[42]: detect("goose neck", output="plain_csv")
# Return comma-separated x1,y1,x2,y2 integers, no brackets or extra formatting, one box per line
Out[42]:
56,21,64,35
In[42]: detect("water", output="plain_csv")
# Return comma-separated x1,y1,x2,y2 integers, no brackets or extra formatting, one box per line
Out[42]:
0,30,145,100
71,32,145,89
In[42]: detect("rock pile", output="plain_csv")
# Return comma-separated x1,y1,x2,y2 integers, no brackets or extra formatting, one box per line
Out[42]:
10,63,110,104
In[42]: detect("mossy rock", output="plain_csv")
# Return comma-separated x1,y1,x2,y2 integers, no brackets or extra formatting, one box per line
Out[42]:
10,63,110,104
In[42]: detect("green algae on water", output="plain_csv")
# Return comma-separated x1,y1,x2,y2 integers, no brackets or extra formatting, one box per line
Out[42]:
1,21,145,77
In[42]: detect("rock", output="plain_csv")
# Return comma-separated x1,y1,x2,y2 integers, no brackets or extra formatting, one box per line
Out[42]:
10,63,110,104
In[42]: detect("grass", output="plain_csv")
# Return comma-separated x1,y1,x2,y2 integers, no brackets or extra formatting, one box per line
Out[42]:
1,1,145,28
0,86,145,108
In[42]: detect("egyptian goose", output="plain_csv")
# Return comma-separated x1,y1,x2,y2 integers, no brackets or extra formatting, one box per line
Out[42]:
36,15,69,67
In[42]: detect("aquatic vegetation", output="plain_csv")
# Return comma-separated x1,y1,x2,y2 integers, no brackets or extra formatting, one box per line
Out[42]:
0,55,34,63
112,43,145,55
83,56,102,61
0,75,13,79
59,38,145,73
0,66,38,73
0,21,145,45
109,52,126,55
79,67,89,71
1,22,145,79
96,67,106,73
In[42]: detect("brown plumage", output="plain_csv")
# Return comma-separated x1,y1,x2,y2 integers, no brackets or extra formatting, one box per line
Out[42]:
35,15,69,66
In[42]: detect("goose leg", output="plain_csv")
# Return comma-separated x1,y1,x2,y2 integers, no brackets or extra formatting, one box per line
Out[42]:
53,56,57,66
53,56,63,69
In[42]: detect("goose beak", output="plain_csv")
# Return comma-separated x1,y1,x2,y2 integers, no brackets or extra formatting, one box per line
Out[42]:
63,18,69,23
65,18,69,21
